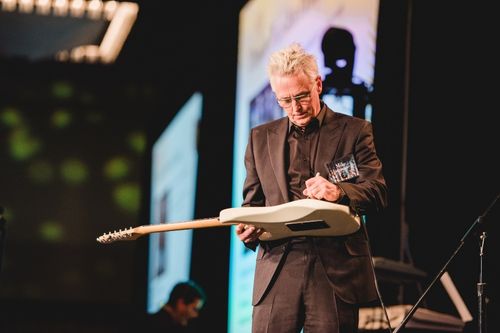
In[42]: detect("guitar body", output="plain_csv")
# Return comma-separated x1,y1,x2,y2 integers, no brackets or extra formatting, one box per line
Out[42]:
219,199,360,241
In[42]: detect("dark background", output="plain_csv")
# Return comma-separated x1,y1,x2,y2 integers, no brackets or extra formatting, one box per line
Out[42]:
0,1,498,332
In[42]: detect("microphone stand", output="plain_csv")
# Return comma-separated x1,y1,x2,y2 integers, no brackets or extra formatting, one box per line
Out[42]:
392,193,499,333
478,232,487,333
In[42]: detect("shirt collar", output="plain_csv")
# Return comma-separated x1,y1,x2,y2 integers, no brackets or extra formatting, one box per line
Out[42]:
288,102,326,133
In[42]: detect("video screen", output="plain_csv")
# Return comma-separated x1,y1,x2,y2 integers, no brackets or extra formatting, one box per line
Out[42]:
147,92,203,313
230,0,380,331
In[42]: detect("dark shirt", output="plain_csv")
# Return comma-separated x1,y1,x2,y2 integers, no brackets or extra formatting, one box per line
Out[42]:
146,309,192,333
286,105,326,201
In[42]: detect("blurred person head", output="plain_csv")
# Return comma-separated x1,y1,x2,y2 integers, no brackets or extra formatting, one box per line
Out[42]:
165,280,206,326
321,26,356,89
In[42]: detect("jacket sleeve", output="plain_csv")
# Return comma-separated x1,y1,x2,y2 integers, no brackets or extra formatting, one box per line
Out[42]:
338,120,388,215
239,129,265,251
242,128,265,208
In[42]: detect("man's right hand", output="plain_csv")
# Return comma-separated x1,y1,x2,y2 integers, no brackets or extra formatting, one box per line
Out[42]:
235,223,264,243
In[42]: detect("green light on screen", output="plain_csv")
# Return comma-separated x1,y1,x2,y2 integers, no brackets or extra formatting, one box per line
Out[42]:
1,107,23,127
103,157,130,180
128,131,146,154
51,109,72,128
52,81,74,99
113,183,140,214
60,159,88,184
39,221,64,242
9,128,41,161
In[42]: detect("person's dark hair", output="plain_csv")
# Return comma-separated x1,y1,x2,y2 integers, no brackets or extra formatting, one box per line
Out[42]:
167,280,206,306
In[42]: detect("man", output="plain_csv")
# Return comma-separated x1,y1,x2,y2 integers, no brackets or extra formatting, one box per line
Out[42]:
236,43,388,333
146,280,206,333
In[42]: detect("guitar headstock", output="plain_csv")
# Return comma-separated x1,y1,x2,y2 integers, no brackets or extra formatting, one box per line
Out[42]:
96,227,140,244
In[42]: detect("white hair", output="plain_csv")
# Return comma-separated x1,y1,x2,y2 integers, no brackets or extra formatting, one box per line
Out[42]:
267,42,320,86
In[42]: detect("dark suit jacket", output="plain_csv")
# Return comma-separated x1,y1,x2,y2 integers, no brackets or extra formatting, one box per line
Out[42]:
242,105,388,306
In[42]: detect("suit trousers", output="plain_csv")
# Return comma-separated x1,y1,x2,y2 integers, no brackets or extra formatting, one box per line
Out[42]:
252,238,359,333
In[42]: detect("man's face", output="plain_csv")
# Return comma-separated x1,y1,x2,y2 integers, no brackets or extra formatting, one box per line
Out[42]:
178,298,204,325
272,73,322,127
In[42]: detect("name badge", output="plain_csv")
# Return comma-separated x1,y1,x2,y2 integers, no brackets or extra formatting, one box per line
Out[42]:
326,154,359,183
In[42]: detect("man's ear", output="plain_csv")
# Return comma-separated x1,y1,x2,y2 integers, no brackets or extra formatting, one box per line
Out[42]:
316,75,323,94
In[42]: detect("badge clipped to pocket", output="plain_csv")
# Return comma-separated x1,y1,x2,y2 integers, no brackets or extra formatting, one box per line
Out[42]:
326,154,359,184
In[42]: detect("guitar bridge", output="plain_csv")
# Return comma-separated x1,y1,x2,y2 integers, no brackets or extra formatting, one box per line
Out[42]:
285,219,329,231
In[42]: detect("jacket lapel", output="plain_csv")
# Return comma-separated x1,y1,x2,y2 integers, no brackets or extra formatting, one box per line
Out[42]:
267,119,289,203
314,109,345,177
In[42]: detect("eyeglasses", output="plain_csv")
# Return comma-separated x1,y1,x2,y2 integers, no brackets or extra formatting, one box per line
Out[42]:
276,91,312,108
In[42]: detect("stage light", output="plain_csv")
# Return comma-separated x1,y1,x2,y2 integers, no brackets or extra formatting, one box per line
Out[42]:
53,0,69,16
2,0,17,11
18,0,34,13
35,0,50,15
0,0,139,64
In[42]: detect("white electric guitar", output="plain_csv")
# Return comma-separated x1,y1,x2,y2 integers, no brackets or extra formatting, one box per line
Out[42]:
96,199,360,244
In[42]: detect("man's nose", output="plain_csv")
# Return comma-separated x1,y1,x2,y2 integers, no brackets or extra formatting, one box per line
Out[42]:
291,99,302,110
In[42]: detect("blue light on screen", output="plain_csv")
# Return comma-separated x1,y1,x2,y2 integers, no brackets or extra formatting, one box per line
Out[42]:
147,92,203,314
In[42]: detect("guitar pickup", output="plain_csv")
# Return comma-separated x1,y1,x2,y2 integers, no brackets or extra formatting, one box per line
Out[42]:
285,219,329,231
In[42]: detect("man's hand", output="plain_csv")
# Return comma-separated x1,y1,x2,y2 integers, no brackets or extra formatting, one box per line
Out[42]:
235,223,264,243
303,174,344,202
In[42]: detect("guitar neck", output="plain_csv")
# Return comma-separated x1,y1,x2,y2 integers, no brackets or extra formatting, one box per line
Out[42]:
134,217,226,236
97,217,235,243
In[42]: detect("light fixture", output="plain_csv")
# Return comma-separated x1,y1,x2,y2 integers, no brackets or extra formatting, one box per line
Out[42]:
0,0,139,64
